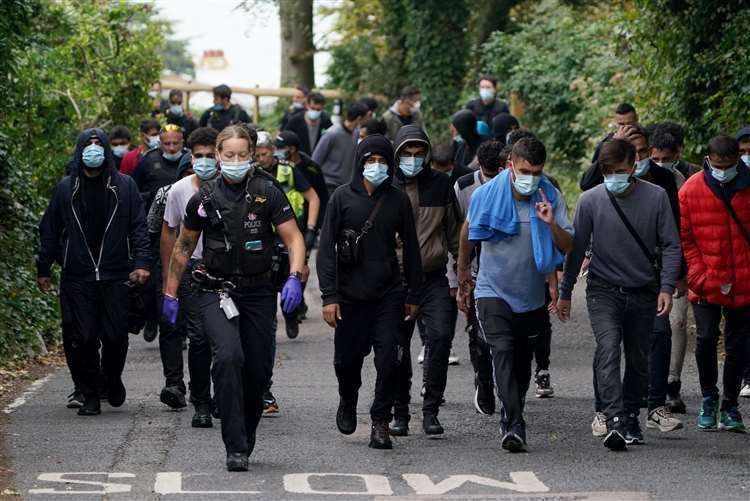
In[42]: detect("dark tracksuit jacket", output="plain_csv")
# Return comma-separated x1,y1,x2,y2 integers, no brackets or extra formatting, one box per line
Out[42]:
37,128,150,398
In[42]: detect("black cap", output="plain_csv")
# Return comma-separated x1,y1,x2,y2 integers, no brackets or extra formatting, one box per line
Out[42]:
275,131,301,149
736,126,750,142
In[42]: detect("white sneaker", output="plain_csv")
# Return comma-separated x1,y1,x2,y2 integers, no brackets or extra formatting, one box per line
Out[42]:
448,349,459,365
646,406,683,432
741,384,750,398
417,346,425,364
591,412,607,437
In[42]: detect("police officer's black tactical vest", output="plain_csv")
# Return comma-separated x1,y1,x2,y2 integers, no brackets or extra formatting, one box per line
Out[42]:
208,104,242,131
141,149,182,209
199,170,277,278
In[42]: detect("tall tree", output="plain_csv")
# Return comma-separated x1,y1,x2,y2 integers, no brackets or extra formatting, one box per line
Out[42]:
279,0,315,87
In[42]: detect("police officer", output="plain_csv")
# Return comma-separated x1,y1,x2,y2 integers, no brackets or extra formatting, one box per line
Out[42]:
162,124,305,472
37,128,151,415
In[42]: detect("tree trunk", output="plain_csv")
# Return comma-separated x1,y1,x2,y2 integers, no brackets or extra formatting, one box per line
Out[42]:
279,0,315,88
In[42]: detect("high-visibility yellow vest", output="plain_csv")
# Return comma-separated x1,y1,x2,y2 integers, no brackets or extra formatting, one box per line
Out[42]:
276,160,305,219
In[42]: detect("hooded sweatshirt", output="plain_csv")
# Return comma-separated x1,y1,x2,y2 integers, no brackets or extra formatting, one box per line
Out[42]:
451,110,482,168
37,128,150,281
393,125,460,274
316,134,423,305
491,113,519,144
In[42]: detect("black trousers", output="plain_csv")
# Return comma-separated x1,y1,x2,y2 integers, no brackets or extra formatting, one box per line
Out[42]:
198,285,276,455
534,288,553,373
476,297,544,435
60,278,129,398
466,294,494,384
694,302,750,410
394,273,455,418
156,259,187,392
648,314,672,410
334,290,404,421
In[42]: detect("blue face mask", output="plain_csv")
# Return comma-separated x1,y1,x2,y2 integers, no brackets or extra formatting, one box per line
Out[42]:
655,160,675,172
479,88,496,101
192,157,217,180
112,145,129,158
273,149,287,161
306,109,322,121
634,158,651,178
604,173,632,194
163,151,183,162
363,162,389,187
212,103,224,112
82,143,105,168
399,156,425,177
221,160,252,182
148,135,161,149
711,163,738,184
512,169,541,196
169,104,183,116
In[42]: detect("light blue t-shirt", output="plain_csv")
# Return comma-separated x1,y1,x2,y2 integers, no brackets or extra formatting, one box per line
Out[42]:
474,194,572,313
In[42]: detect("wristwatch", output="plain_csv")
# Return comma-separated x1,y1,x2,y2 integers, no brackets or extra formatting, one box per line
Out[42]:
290,271,303,281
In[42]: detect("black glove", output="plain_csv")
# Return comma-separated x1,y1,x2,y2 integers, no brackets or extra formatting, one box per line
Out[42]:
304,226,318,250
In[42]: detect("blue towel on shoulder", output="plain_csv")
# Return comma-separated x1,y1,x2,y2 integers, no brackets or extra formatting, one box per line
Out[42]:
467,168,563,274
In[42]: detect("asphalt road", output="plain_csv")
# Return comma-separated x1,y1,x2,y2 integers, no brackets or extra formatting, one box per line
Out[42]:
4,267,750,500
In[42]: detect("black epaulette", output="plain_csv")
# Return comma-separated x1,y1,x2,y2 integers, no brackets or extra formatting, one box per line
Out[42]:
456,171,476,191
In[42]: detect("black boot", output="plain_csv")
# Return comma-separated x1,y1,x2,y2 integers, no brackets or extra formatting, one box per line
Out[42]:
191,403,213,428
143,320,158,342
389,415,409,436
285,317,299,339
226,453,249,472
107,377,126,408
422,414,444,435
336,398,357,435
77,396,101,416
369,420,393,449
666,380,686,414
160,385,187,409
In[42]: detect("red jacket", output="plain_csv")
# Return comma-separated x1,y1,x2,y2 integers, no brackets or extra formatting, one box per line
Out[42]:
119,147,144,176
680,169,750,308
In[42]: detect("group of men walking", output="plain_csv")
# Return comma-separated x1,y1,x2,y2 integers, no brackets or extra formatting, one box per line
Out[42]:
35,78,750,471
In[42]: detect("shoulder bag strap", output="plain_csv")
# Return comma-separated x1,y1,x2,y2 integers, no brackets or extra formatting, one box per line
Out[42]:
606,189,657,267
359,194,386,238
718,193,750,247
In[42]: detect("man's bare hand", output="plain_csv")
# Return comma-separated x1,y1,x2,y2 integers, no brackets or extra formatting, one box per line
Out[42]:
323,303,342,328
37,277,51,293
129,268,150,284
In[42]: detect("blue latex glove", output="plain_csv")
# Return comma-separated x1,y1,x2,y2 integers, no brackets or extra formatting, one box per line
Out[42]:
162,295,179,326
281,275,302,315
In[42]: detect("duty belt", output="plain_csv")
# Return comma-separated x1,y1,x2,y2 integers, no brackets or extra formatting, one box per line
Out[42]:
191,268,272,290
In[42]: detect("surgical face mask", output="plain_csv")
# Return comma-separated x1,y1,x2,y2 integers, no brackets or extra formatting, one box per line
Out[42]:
410,101,421,113
192,157,217,180
710,163,738,184
163,150,183,162
741,154,750,167
147,135,160,149
363,162,389,186
82,143,105,168
169,104,183,116
112,145,129,158
221,160,252,182
634,158,651,178
604,173,632,194
273,149,287,161
306,109,322,121
399,156,425,177
148,90,158,99
512,169,541,196
292,101,305,110
479,88,496,101
655,160,675,172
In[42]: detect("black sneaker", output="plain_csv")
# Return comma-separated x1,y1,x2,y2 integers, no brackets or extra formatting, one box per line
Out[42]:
336,398,357,435
160,385,187,409
67,390,85,409
534,370,554,398
603,416,627,451
107,377,126,408
285,318,299,339
422,414,444,435
191,404,213,428
389,416,409,436
474,376,496,415
226,453,248,472
666,380,686,414
263,390,279,415
143,320,158,342
369,420,393,449
625,413,644,445
501,431,526,453
77,396,101,416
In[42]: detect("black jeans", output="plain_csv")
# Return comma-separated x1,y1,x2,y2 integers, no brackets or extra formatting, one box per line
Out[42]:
648,313,672,410
334,290,404,421
693,302,750,410
156,260,189,393
394,273,456,418
476,297,545,436
586,279,655,424
60,278,129,398
534,287,553,373
198,285,276,455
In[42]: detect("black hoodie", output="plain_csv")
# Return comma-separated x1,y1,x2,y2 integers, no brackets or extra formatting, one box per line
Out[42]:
393,125,460,274
316,134,423,305
451,110,482,168
37,128,150,281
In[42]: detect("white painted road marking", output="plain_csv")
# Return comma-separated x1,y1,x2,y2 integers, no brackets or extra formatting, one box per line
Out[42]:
284,473,394,496
402,472,549,495
154,472,261,495
3,375,52,414
28,472,135,494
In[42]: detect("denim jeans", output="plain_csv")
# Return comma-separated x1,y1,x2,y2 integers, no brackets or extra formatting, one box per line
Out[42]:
648,314,672,410
586,278,656,424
